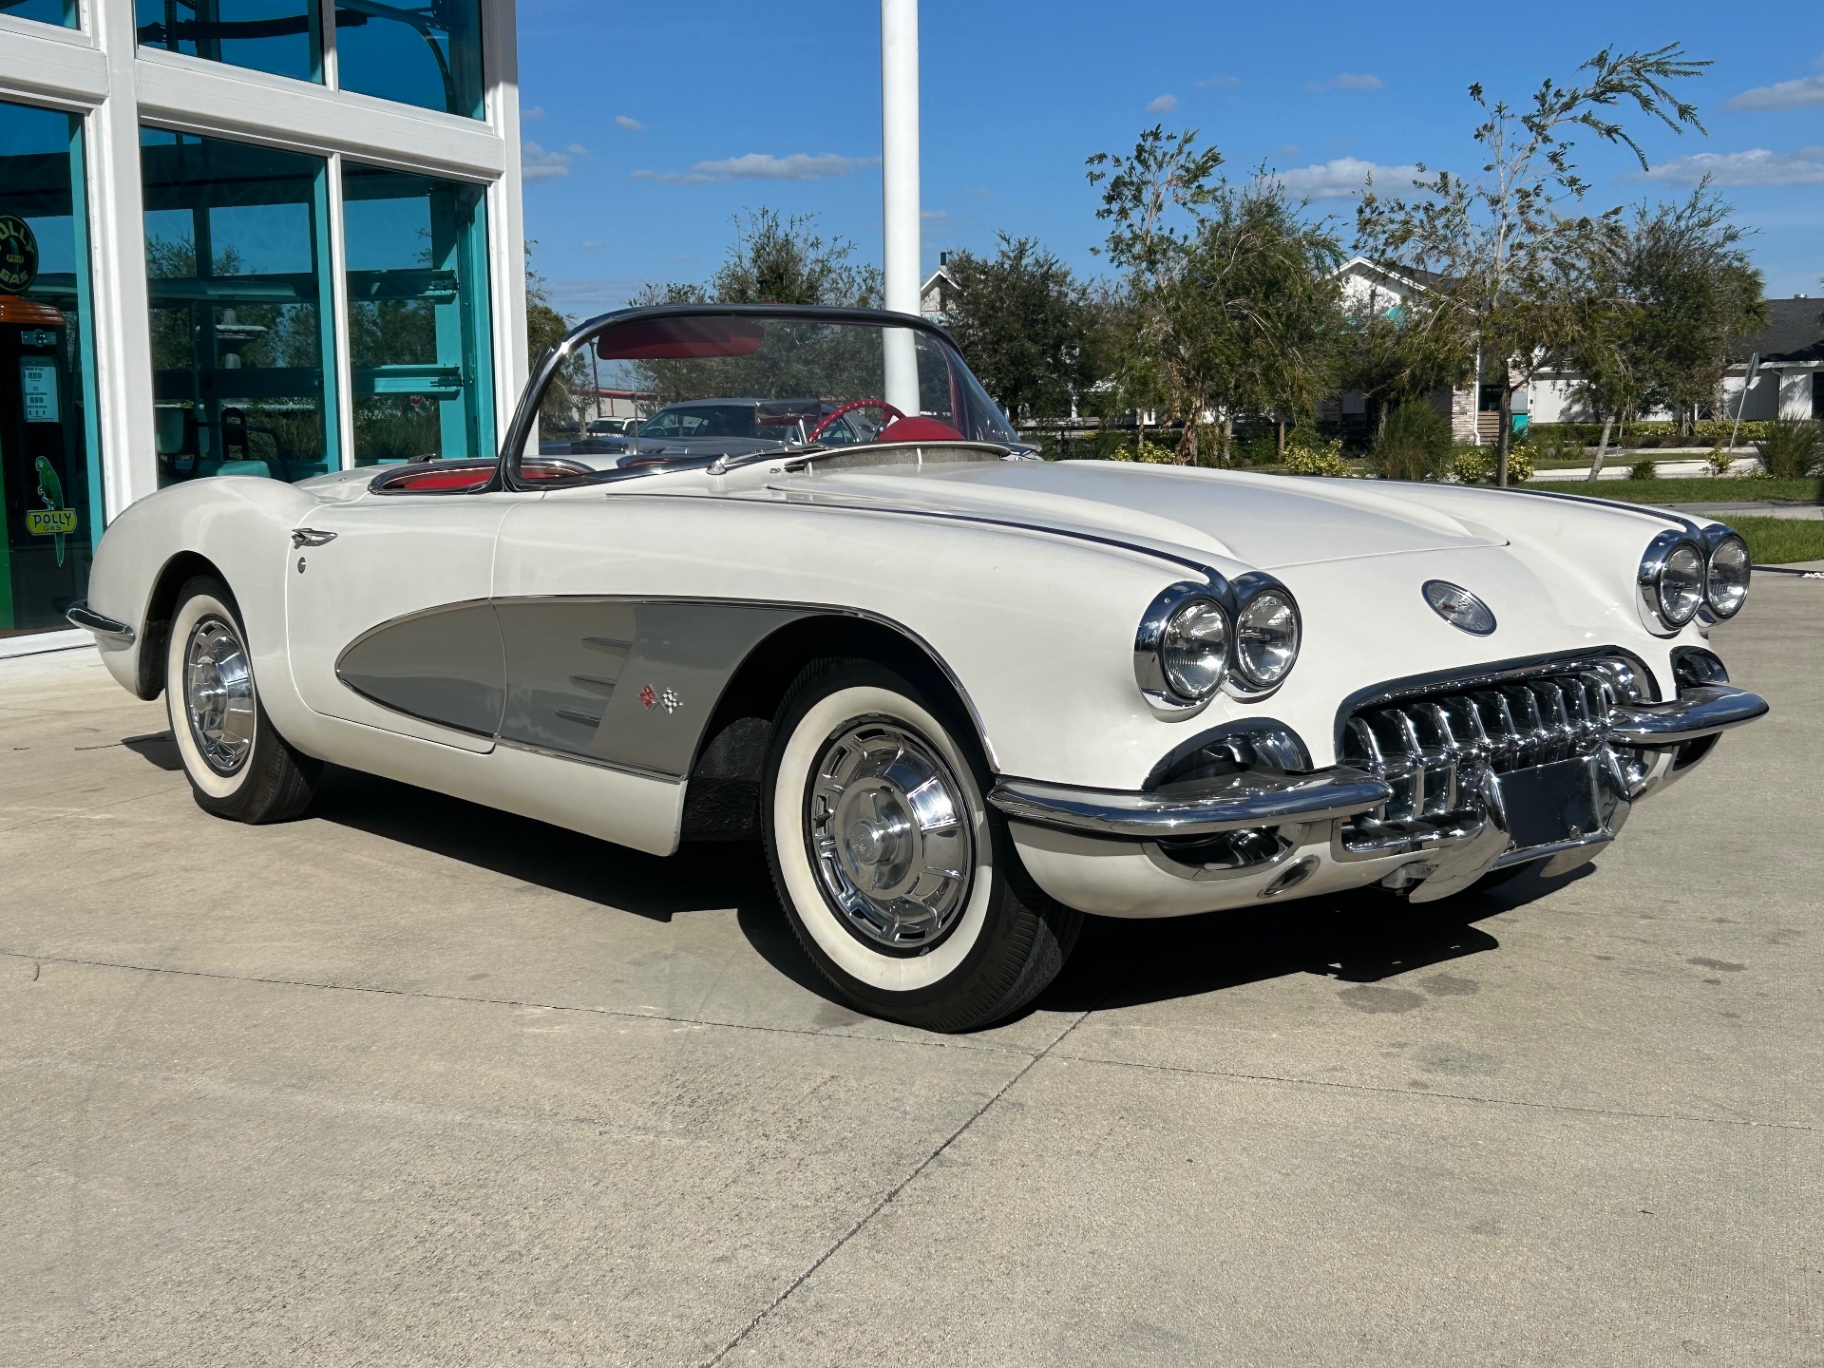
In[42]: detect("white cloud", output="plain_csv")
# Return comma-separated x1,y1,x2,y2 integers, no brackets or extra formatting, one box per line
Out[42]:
1270,156,1420,200
1722,73,1824,112
1638,146,1824,187
522,105,545,120
632,152,880,185
1306,73,1383,92
1195,75,1241,89
521,140,571,182
615,115,645,131
566,142,590,158
548,277,647,318
1147,93,1179,114
921,209,948,221
580,240,606,250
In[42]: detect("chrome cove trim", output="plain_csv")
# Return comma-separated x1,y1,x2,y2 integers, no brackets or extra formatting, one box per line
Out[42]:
65,603,135,643
327,592,1003,775
1607,685,1769,746
988,768,1393,838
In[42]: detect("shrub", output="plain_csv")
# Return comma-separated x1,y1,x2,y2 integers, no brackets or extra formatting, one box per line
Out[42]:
1283,436,1349,477
1372,402,1453,481
1448,446,1489,484
1629,460,1658,480
1704,446,1734,477
1447,444,1533,484
1105,440,1181,465
1754,418,1823,479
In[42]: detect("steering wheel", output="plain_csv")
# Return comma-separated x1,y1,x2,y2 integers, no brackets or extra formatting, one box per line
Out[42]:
808,398,904,444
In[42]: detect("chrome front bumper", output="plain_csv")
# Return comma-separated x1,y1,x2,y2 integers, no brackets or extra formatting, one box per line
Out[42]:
1607,684,1769,745
989,768,1393,837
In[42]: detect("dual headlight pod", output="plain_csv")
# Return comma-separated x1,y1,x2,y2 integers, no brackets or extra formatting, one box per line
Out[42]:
1637,525,1751,633
1137,578,1302,716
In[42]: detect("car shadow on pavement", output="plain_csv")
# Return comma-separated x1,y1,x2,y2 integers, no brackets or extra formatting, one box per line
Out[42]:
1032,865,1592,1016
311,763,781,926
121,736,1595,1019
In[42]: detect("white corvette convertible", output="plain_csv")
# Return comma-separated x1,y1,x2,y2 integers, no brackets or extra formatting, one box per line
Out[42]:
69,305,1768,1030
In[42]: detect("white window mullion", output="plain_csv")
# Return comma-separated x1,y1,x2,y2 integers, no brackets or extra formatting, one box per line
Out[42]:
324,151,356,470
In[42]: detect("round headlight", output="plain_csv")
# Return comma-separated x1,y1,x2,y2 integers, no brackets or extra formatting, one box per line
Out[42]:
1658,541,1706,625
1234,588,1301,688
1160,598,1230,701
1705,533,1750,619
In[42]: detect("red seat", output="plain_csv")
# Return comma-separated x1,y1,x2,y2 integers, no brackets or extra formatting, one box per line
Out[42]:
876,416,965,443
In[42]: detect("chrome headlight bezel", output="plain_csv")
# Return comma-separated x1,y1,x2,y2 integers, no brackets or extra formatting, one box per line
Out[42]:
1229,575,1303,695
1136,574,1302,719
1701,525,1751,620
1637,529,1707,634
1135,582,1232,718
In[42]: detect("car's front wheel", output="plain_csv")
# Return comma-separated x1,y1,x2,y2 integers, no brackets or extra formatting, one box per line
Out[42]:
763,659,1081,1032
165,575,320,823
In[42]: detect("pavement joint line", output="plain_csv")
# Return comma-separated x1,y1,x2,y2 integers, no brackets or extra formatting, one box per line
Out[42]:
698,1009,1094,1368
0,950,1038,1060
1045,1047,1820,1133
0,783,187,834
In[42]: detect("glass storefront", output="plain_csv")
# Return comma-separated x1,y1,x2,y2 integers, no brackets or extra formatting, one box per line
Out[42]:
141,128,339,485
0,99,98,635
343,163,492,463
4,0,77,28
134,0,322,82
335,0,484,119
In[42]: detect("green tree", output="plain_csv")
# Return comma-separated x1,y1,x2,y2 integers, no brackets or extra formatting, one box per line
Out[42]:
1357,44,1710,484
1332,268,1473,435
1087,128,1343,463
942,233,1101,421
645,207,881,308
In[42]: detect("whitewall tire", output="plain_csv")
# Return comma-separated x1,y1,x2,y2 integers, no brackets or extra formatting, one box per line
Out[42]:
165,576,319,823
763,659,1081,1031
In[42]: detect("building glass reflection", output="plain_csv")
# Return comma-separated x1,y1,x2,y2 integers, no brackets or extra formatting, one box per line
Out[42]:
0,98,99,635
141,128,340,485
134,0,323,84
334,0,484,119
343,162,493,464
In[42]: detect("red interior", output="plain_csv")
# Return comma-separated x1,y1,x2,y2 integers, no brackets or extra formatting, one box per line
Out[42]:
383,467,493,492
876,415,965,443
595,316,766,361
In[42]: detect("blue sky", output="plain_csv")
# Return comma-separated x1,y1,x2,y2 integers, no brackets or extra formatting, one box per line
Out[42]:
517,0,1824,322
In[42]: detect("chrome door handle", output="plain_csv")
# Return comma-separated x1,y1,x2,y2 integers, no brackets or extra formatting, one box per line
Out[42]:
292,528,338,548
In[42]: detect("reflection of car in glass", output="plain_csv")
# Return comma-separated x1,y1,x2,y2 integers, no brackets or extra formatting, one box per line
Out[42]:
586,417,638,438
68,304,1769,1033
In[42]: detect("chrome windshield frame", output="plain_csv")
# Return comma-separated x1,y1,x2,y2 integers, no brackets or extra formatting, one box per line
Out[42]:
495,303,985,494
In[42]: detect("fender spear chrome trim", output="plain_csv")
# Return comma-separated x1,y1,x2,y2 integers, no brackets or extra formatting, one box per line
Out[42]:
66,603,135,642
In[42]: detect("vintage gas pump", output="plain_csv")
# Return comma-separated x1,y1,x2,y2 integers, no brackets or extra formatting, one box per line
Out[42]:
0,213,88,634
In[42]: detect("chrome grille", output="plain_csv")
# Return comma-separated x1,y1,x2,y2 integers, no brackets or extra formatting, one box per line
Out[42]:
1340,662,1639,830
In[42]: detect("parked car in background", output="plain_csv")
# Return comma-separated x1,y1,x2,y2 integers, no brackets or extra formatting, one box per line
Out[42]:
68,304,1769,1031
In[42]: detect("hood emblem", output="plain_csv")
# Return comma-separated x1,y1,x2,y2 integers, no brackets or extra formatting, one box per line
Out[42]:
1423,581,1496,635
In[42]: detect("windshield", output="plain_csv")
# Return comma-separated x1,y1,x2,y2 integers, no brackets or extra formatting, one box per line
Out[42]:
523,310,1019,478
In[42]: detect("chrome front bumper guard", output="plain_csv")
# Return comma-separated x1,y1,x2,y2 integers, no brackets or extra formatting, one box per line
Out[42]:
988,685,1767,867
65,602,136,642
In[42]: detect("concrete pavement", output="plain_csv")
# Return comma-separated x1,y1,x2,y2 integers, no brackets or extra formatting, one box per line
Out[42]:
2,578,1820,1367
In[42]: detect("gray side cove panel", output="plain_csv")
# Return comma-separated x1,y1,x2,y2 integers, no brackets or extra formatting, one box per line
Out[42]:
337,601,507,737
495,599,809,779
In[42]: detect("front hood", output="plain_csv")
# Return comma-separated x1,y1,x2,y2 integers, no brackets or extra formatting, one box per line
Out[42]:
771,460,1507,570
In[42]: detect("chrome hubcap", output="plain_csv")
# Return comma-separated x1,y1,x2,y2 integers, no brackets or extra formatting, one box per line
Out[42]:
184,617,255,775
808,719,974,949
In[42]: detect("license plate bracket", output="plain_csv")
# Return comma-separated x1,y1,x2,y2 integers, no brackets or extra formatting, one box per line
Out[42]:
1496,756,1603,851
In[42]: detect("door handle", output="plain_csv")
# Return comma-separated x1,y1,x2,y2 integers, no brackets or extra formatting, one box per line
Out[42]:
292,528,338,548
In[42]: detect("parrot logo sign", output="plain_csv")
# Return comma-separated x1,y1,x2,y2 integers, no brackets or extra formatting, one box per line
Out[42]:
29,457,76,566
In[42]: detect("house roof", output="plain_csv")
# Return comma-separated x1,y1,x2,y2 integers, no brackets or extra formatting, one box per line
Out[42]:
1733,297,1824,365
1333,255,1456,296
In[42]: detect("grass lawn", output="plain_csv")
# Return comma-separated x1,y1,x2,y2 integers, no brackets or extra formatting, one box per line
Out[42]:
1520,477,1824,506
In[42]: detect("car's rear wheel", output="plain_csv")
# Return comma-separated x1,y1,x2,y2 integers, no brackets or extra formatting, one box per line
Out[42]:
165,576,319,823
762,659,1082,1032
